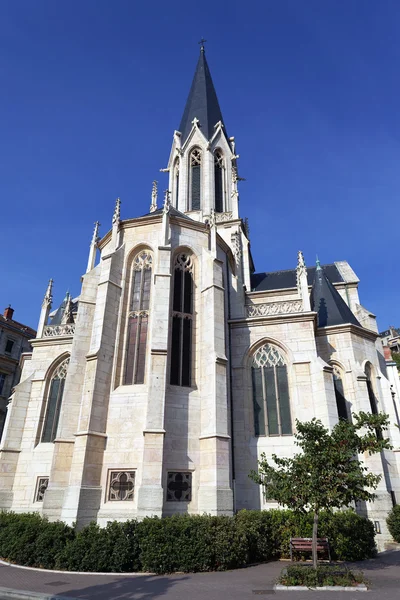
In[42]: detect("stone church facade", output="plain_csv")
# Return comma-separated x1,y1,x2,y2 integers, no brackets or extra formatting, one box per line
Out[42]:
1,47,400,547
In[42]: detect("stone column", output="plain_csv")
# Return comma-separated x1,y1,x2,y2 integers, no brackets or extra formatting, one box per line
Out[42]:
136,244,172,517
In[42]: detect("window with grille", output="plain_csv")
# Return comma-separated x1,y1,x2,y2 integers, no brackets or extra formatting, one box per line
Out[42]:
124,250,152,385
41,357,69,443
332,365,349,421
251,344,292,436
35,477,49,502
190,149,201,210
167,472,192,502
214,150,224,212
170,254,193,387
108,470,135,501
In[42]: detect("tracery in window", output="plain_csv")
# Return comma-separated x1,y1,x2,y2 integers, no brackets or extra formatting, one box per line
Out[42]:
124,250,152,385
108,471,135,501
170,253,193,387
251,344,292,436
190,149,201,210
42,357,69,443
332,365,349,421
35,477,49,502
214,150,224,213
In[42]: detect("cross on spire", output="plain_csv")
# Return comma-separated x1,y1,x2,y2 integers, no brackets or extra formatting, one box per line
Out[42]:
198,38,207,52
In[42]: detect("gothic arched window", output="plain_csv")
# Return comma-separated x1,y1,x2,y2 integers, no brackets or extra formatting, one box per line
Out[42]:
124,250,152,385
190,149,201,210
365,362,382,440
173,158,180,208
332,365,349,421
251,344,292,436
170,253,193,387
42,357,69,443
214,150,224,213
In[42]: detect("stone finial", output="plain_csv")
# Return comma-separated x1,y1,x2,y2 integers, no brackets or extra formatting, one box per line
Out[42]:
163,189,171,214
61,292,73,325
191,117,200,127
91,221,100,245
150,181,158,213
43,278,53,308
112,197,121,225
296,251,306,291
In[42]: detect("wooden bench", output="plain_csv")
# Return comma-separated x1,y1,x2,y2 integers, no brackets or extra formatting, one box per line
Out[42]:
290,537,331,562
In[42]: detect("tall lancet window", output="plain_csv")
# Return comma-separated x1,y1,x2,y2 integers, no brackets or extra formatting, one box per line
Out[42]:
214,150,224,212
42,357,69,443
124,250,153,385
190,149,201,210
170,254,193,386
173,158,180,208
365,363,382,440
251,344,292,436
332,365,349,421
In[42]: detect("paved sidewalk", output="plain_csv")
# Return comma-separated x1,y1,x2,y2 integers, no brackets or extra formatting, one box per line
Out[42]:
0,551,399,599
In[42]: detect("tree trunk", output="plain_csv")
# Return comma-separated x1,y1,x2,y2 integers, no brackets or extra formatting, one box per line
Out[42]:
312,510,319,570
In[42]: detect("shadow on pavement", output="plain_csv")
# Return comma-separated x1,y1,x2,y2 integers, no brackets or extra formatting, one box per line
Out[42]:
349,550,400,572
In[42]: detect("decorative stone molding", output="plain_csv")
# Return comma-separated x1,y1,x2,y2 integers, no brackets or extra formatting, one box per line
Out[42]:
43,324,75,337
246,300,303,318
215,211,233,222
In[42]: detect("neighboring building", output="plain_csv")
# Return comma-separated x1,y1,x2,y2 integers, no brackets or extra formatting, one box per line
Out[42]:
379,327,400,355
0,306,36,439
1,47,400,549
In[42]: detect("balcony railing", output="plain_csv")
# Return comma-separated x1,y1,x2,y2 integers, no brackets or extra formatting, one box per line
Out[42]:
43,324,75,337
246,300,303,318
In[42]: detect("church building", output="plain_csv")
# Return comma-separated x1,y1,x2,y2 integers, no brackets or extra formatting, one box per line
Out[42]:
1,46,400,548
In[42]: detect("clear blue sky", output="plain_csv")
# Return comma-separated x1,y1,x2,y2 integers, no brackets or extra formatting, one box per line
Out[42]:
1,1,399,331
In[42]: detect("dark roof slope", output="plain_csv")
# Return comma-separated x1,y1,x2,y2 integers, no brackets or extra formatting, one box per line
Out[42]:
0,315,36,337
141,207,193,220
251,264,343,292
179,49,226,144
310,265,361,328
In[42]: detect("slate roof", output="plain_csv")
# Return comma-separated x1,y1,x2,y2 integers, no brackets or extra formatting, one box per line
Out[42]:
251,264,343,292
141,207,193,220
179,49,226,144
0,315,36,337
49,296,78,325
310,264,361,328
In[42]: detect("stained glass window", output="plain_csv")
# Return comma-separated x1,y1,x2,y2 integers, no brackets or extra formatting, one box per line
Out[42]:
170,254,193,387
124,251,152,385
251,344,292,436
214,150,224,212
190,149,201,210
42,357,69,443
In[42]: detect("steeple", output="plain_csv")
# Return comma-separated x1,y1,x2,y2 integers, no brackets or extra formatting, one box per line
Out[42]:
310,260,361,328
179,46,226,144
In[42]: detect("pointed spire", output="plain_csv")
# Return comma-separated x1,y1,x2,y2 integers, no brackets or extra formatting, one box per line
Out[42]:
61,292,73,325
112,197,121,225
179,47,226,143
163,189,171,214
86,222,100,273
296,251,310,312
150,181,158,213
42,278,53,308
91,221,100,245
37,278,53,337
310,259,361,328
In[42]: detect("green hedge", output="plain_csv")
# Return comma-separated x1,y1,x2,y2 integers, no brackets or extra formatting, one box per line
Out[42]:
0,509,376,573
387,505,400,542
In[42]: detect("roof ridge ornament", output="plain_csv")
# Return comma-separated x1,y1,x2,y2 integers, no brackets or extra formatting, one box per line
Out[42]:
150,180,158,213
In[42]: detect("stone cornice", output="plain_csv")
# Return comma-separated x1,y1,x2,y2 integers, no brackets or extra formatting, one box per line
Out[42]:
31,336,73,348
229,312,317,328
315,323,378,342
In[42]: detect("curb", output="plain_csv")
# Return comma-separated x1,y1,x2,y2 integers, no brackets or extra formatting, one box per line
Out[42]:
0,587,78,600
274,584,368,592
0,559,152,577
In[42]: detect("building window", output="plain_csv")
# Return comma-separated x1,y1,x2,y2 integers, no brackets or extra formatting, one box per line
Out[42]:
251,344,292,436
41,357,69,443
365,363,382,440
108,471,135,501
124,250,153,385
214,150,224,212
170,254,193,387
35,477,49,502
173,158,180,208
332,365,349,421
190,148,201,210
167,472,192,502
0,373,6,396
5,339,14,354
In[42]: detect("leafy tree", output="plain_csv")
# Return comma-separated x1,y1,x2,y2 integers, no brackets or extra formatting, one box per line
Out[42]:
392,352,400,373
250,412,391,569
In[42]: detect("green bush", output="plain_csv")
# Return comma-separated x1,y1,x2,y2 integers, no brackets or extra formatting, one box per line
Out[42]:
279,565,365,587
0,508,376,574
387,505,400,542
